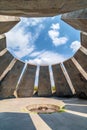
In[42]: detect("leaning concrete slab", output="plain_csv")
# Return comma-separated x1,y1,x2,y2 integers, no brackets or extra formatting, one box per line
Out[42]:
74,50,87,73
0,15,20,34
0,0,87,17
64,59,87,99
81,32,87,48
71,57,87,80
17,64,36,97
0,35,6,52
52,64,73,97
38,66,52,97
61,9,87,32
0,51,13,76
0,60,24,98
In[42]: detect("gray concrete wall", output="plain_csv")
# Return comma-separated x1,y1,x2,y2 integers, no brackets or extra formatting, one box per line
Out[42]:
0,51,13,76
81,32,87,48
0,15,20,34
38,66,52,97
61,9,87,32
17,64,36,97
64,59,87,98
74,50,87,73
0,60,24,98
0,35,6,51
0,0,87,17
52,64,73,97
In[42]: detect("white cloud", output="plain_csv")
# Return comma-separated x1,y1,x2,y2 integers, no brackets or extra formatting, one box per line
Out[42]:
5,18,69,65
32,24,45,43
29,50,45,57
14,47,35,59
6,20,67,65
6,27,32,49
48,30,59,39
51,23,60,30
28,51,66,65
6,18,45,59
6,26,35,58
21,17,46,27
48,23,68,46
70,41,81,52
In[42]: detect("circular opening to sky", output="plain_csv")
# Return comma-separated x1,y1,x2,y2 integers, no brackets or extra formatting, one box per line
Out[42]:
6,15,81,66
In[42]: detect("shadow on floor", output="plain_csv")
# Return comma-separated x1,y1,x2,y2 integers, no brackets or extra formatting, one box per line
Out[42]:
0,112,36,130
65,105,87,113
39,112,87,130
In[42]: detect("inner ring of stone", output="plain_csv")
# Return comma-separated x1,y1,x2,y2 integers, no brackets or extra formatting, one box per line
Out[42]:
26,104,63,114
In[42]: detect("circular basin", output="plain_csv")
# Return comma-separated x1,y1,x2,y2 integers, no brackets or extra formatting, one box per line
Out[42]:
26,104,61,114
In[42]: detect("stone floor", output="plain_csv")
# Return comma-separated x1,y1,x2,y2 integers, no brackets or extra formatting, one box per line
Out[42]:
0,97,87,130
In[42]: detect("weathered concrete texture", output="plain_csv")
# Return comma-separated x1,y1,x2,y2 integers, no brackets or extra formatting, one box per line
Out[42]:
74,50,87,73
81,32,87,48
17,64,36,97
0,15,20,34
64,59,87,99
0,0,87,17
0,51,13,76
61,9,87,32
38,66,52,97
52,64,73,97
0,35,6,51
0,60,24,98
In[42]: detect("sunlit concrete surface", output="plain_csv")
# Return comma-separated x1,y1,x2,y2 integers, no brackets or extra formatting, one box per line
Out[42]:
0,98,64,112
0,98,87,130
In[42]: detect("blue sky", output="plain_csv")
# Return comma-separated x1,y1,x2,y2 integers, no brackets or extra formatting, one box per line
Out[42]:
6,15,81,65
